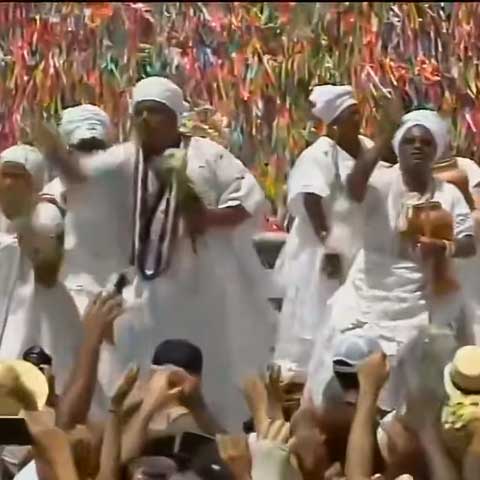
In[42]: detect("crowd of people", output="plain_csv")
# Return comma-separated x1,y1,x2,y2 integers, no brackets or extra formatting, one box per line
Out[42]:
1,74,480,480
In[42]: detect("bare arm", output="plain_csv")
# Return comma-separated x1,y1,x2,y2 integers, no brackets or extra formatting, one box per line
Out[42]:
418,425,460,480
346,352,389,480
33,120,87,184
188,398,226,436
96,410,122,480
304,193,329,242
345,388,378,480
206,205,251,228
346,144,384,203
96,367,139,480
121,402,156,465
462,423,480,480
56,293,124,430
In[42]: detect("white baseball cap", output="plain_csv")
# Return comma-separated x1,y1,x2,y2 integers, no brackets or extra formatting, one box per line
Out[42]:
332,334,383,374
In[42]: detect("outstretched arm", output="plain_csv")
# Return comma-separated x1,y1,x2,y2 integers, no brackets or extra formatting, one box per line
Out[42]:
33,120,87,184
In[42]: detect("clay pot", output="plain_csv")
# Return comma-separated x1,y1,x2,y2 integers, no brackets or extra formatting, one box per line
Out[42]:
433,158,475,210
405,201,458,297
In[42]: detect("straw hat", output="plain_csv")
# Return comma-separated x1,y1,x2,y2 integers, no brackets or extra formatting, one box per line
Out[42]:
444,346,480,399
0,360,49,416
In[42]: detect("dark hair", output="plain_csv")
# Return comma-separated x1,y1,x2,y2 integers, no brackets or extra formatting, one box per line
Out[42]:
22,345,52,367
152,339,203,376
334,371,359,392
73,137,108,153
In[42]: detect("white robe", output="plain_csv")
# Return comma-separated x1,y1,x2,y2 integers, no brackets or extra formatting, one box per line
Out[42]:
452,157,480,341
0,237,83,393
306,168,474,410
56,137,276,429
272,136,373,375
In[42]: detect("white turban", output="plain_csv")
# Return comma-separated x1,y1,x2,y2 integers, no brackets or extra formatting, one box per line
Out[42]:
132,77,189,124
0,144,47,192
59,104,112,147
309,85,358,124
392,110,450,162
31,201,64,237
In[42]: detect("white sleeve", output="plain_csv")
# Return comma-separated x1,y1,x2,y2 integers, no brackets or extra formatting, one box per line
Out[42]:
287,138,334,218
211,143,267,216
456,157,480,190
449,184,475,238
66,144,133,219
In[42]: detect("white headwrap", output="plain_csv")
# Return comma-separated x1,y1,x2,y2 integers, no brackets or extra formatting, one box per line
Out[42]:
59,104,112,147
31,201,64,237
392,110,450,162
131,77,189,124
309,85,358,124
0,145,47,192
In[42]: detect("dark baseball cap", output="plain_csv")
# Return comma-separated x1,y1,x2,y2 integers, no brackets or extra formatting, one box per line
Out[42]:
151,339,203,376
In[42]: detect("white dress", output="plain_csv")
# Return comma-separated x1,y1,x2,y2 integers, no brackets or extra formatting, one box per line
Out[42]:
306,168,474,410
0,236,84,393
272,136,372,376
57,137,276,430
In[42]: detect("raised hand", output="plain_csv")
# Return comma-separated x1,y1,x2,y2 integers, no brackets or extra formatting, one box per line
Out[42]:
243,375,270,436
217,434,252,480
141,368,183,415
110,365,140,412
265,363,285,421
82,292,124,345
357,351,390,396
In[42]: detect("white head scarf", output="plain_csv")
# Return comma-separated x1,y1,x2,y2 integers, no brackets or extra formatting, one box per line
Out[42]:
392,109,450,162
59,104,112,147
31,201,64,237
131,77,189,124
0,145,47,192
309,85,358,124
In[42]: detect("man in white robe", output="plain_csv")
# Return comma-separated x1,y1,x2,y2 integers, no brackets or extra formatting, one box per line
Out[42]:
34,76,275,429
306,110,476,411
273,85,396,382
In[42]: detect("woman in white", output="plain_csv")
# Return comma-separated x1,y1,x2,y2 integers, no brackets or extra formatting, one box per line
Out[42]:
0,145,47,234
306,109,476,410
0,146,50,370
34,76,276,429
0,201,83,393
273,85,378,380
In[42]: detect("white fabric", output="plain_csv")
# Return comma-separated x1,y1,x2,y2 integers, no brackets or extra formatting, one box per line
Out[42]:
309,85,357,124
51,137,275,429
0,257,83,393
273,136,375,377
454,157,480,190
13,461,36,480
392,110,450,162
250,439,301,480
307,168,474,410
59,104,111,147
451,157,480,342
0,145,47,192
31,202,64,237
132,77,189,122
